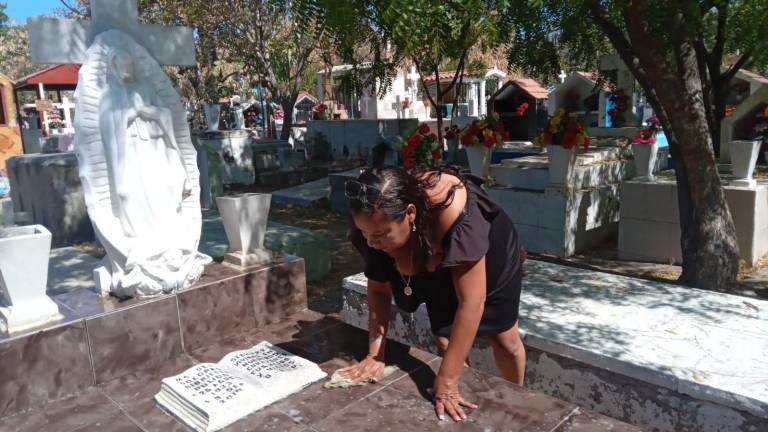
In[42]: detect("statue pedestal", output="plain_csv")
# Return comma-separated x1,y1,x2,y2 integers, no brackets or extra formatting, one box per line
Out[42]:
223,249,274,269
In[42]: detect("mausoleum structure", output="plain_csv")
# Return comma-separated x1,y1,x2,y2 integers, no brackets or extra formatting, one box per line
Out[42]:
549,58,643,144
488,145,634,256
316,65,505,121
13,64,79,154
547,71,604,127
488,78,549,143
618,170,768,266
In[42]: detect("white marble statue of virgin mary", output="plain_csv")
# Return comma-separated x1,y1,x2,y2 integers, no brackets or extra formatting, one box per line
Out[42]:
75,30,211,297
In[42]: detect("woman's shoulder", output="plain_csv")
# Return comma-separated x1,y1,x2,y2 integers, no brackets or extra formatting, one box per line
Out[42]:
422,172,467,243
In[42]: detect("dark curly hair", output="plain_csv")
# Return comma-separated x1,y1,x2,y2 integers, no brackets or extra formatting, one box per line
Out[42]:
347,165,465,265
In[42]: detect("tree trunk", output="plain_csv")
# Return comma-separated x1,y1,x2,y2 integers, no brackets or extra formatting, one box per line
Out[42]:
710,85,728,158
622,1,740,290
280,96,296,141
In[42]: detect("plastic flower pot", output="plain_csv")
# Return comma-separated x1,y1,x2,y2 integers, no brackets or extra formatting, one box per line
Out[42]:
730,140,761,188
465,145,491,178
547,145,577,188
631,142,659,181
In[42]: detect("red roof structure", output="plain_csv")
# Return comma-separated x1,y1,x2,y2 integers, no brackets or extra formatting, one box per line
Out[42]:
13,65,80,89
296,91,318,104
492,78,549,101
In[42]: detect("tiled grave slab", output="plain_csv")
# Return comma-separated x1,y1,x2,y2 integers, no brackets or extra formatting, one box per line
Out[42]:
343,260,768,431
0,387,118,432
521,260,768,416
177,268,259,351
177,257,309,350
385,358,577,432
0,258,308,414
98,354,202,432
0,311,636,431
553,408,644,432
87,296,184,384
73,412,143,432
0,320,92,418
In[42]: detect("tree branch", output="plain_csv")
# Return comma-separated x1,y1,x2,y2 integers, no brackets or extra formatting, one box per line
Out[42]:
58,0,85,18
711,3,728,64
413,58,439,113
722,50,753,84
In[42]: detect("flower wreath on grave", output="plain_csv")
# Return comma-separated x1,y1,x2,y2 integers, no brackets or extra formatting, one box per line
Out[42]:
632,115,660,144
459,112,510,149
533,108,590,149
47,108,63,130
608,89,630,127
400,123,442,169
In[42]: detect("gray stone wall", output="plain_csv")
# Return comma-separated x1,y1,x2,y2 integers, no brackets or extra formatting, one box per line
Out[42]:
306,119,418,161
7,153,94,247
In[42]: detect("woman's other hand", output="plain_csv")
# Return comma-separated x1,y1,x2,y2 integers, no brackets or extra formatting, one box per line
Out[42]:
431,375,477,422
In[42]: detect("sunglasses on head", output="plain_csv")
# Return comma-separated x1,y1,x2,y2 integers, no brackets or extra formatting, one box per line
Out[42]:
344,180,381,205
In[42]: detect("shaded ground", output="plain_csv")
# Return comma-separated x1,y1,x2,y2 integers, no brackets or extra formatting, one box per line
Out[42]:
267,203,363,315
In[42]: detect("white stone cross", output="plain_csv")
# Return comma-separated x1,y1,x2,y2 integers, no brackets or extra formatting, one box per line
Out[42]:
27,0,195,66
407,66,421,83
558,70,568,83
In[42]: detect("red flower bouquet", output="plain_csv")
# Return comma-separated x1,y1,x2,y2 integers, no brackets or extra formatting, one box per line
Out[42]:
515,102,529,117
444,124,460,140
459,113,509,149
608,89,629,127
401,123,442,169
533,109,590,149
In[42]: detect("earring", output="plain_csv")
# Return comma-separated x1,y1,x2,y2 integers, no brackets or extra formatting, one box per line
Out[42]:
412,222,416,232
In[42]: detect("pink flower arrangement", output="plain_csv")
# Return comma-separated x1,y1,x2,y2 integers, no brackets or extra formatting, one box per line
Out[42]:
633,115,660,144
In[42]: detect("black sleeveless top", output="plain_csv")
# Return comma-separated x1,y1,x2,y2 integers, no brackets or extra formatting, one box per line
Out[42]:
350,175,523,337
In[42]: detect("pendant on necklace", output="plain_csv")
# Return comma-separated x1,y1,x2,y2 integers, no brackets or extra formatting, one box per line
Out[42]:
404,285,413,296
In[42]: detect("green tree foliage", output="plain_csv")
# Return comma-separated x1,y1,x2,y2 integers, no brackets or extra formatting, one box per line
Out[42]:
219,0,333,139
326,0,509,150
504,0,768,289
0,3,37,80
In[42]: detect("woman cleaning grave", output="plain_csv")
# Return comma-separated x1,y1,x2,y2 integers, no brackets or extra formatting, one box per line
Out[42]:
339,166,525,422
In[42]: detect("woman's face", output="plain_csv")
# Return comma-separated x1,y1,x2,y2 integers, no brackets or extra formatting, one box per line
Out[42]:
353,205,415,255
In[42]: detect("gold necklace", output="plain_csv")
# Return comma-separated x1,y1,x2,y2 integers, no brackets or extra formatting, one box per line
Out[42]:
397,250,414,296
